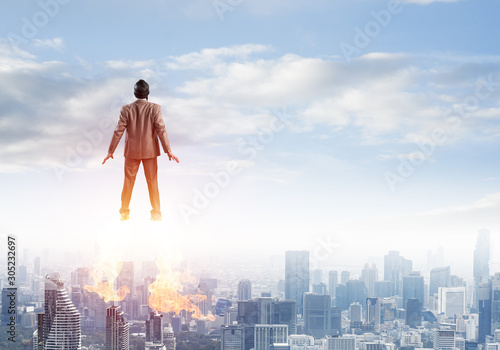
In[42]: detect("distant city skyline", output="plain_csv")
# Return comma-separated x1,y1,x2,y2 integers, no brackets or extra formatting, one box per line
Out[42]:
3,233,499,285
1,1,499,270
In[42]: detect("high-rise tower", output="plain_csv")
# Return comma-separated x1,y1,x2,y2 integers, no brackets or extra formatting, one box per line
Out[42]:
328,271,338,303
285,251,309,315
146,310,163,344
402,272,424,308
106,305,129,350
491,273,500,337
474,230,490,309
238,280,252,301
362,264,378,297
384,251,412,296
430,266,451,298
40,273,81,350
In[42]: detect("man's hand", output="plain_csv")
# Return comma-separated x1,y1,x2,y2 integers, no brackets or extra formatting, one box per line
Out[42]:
167,151,179,163
102,153,114,164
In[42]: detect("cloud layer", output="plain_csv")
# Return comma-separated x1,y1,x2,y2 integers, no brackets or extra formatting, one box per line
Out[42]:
1,41,499,175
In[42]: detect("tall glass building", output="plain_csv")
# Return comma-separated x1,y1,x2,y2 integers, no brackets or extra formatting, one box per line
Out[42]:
106,305,129,350
474,229,490,309
285,251,309,315
40,273,81,350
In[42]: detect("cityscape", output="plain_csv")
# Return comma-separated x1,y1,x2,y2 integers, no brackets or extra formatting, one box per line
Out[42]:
1,1,500,350
0,228,498,350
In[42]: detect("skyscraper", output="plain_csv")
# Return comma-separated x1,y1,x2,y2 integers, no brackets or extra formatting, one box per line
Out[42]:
430,266,451,297
331,306,342,336
405,298,422,328
34,256,41,276
285,251,309,315
313,269,323,285
438,287,466,317
72,268,90,288
402,272,424,308
349,302,362,330
341,271,350,286
366,298,381,331
478,281,492,343
473,229,490,309
106,305,129,350
238,280,252,301
374,281,394,298
303,293,332,338
312,283,327,295
41,273,81,349
329,271,338,302
146,310,163,343
349,302,362,322
384,251,412,296
196,281,212,317
346,280,368,310
237,298,296,335
361,264,378,297
491,273,500,337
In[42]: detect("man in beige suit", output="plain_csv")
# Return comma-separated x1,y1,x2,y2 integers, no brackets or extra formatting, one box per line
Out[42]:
102,80,179,221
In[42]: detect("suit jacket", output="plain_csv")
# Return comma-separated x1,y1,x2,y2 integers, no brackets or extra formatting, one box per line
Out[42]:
108,99,171,159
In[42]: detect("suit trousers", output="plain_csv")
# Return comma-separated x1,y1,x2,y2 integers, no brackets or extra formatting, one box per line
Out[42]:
120,157,161,216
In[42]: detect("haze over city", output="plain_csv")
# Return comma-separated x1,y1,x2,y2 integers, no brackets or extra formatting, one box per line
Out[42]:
0,1,500,348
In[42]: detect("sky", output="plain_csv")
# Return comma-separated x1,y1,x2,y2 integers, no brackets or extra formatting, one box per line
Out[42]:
0,0,499,277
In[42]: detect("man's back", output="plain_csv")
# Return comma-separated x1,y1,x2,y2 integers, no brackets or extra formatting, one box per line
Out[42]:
109,99,171,160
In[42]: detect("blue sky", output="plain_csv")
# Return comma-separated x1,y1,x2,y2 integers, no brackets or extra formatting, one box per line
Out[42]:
1,0,499,275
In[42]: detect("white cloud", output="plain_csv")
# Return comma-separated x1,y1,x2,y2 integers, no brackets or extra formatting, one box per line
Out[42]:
32,37,64,51
166,44,271,71
105,59,156,71
1,43,499,175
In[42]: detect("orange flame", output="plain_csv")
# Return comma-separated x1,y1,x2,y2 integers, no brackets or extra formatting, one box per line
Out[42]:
149,258,216,321
84,259,130,302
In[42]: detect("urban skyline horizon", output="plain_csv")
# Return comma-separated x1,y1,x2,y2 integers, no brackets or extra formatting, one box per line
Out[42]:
4,228,498,288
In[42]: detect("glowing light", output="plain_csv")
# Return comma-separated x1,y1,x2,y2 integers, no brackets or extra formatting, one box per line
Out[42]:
148,257,216,321
84,257,130,303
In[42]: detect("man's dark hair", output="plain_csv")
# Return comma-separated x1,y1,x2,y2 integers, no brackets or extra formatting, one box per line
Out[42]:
134,79,150,99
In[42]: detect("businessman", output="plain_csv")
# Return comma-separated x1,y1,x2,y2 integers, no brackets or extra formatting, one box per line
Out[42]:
103,79,179,221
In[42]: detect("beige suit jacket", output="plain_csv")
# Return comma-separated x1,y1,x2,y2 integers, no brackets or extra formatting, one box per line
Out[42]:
108,99,171,159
